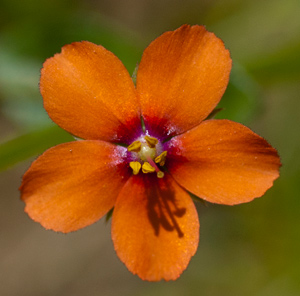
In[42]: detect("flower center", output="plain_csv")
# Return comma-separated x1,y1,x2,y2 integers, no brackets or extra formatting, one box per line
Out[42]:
127,135,167,178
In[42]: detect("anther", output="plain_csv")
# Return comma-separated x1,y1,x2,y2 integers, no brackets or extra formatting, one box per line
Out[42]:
127,141,141,152
129,161,141,175
144,136,158,148
142,162,156,173
155,151,167,166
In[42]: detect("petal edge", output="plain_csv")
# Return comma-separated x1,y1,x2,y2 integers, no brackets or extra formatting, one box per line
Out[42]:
112,174,199,281
167,120,281,205
41,41,141,143
137,25,232,139
20,141,130,232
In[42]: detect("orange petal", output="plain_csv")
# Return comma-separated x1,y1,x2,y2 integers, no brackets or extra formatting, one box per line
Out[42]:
20,141,130,232
40,41,141,143
136,25,232,139
111,174,199,281
167,120,281,205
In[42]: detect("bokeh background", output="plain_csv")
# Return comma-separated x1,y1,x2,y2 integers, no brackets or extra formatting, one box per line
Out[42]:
1,0,299,295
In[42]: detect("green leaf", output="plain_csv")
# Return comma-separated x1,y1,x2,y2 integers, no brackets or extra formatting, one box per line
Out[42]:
216,62,261,123
105,207,114,223
0,125,73,171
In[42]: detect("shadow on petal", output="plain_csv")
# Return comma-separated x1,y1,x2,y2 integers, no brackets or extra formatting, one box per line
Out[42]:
111,173,199,281
145,175,186,238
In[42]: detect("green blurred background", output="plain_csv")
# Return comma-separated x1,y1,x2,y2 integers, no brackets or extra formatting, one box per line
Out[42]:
1,0,299,295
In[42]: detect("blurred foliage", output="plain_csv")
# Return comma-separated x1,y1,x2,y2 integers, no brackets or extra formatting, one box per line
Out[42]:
0,125,72,171
0,0,299,295
0,0,143,169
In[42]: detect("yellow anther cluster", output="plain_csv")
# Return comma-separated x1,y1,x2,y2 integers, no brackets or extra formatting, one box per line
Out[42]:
128,135,167,178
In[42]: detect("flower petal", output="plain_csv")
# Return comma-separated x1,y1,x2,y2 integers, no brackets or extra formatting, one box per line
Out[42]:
167,120,281,205
111,174,199,281
40,41,141,143
136,25,232,139
20,141,130,232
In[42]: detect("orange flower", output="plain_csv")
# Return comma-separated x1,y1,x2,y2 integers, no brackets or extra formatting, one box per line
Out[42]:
20,25,280,281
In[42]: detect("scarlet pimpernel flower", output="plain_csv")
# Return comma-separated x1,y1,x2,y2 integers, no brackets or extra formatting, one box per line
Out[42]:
20,25,281,281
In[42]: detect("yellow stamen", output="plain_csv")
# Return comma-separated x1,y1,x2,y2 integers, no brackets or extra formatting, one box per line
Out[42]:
129,161,141,175
144,135,158,148
142,162,155,173
127,141,141,152
127,135,167,179
155,151,167,166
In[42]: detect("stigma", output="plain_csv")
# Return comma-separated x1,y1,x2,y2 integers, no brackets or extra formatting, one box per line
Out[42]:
128,135,167,178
